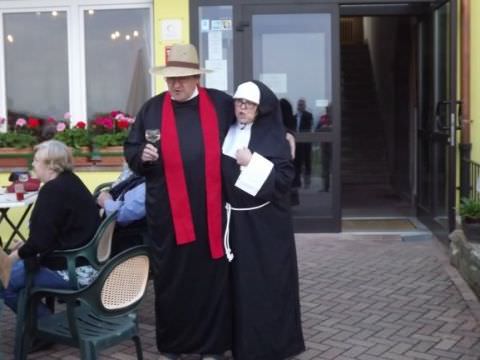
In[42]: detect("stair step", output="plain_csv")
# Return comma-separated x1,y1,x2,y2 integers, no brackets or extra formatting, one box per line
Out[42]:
340,43,389,187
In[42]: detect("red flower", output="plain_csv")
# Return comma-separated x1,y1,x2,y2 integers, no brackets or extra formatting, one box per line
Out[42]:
95,116,114,129
47,117,56,123
117,119,130,129
75,121,87,129
27,117,40,128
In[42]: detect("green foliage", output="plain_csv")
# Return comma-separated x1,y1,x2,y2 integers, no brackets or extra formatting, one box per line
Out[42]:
54,128,91,148
92,130,128,148
460,198,480,220
0,132,37,149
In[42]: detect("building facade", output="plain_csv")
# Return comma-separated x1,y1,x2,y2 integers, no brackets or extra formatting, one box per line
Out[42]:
0,0,479,239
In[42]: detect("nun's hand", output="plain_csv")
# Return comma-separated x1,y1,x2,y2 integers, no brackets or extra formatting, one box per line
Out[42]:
236,147,252,166
141,143,159,162
286,133,296,159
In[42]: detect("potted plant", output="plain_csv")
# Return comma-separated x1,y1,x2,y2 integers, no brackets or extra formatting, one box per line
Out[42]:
89,111,133,166
0,117,39,167
54,121,91,151
0,132,37,149
459,197,480,243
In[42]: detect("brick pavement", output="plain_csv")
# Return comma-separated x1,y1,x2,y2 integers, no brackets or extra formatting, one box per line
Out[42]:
1,234,479,359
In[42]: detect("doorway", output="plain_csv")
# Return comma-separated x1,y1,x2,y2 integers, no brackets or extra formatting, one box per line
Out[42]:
340,15,417,221
339,0,458,239
193,0,459,236
235,3,341,232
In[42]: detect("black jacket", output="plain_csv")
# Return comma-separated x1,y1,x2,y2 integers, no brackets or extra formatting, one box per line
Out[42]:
19,171,100,269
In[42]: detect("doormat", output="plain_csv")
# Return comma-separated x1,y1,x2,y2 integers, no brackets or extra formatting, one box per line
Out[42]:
342,218,418,232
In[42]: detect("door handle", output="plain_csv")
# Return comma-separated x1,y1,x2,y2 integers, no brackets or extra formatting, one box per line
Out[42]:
235,21,250,32
455,100,462,129
435,100,449,131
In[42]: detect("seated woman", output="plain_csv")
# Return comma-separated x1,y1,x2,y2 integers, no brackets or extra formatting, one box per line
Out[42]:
96,168,146,255
0,140,100,317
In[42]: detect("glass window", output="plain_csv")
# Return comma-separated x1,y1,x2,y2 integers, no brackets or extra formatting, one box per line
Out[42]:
4,11,69,122
252,13,333,218
198,6,233,94
252,13,332,129
84,8,151,119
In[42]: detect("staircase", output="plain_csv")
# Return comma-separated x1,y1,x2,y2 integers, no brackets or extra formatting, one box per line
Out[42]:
341,43,390,185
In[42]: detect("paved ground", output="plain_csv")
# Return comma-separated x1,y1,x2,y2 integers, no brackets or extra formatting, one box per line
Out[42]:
1,234,480,359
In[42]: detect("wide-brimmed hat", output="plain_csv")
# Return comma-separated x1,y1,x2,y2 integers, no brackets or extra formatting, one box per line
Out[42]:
150,44,211,77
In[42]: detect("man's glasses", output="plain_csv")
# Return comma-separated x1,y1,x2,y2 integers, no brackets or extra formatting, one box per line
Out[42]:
234,99,257,110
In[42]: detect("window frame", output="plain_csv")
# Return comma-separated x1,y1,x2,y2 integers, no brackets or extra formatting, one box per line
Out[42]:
0,0,153,131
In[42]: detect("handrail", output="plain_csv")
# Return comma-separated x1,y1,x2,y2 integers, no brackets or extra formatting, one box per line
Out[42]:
467,159,480,201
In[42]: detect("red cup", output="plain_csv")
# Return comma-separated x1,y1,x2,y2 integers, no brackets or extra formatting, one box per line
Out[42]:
14,183,25,201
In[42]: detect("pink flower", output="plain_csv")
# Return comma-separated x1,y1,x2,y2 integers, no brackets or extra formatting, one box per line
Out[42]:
56,122,66,132
64,112,71,120
125,117,135,124
111,110,122,118
47,117,56,123
0,116,5,125
103,118,114,129
16,118,27,127
95,116,114,129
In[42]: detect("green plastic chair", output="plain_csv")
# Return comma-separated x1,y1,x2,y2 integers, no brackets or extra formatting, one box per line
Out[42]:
93,181,114,199
20,246,150,359
14,211,118,359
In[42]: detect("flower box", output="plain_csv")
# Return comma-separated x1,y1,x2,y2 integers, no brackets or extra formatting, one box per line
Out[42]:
0,148,33,168
71,146,92,167
94,146,124,167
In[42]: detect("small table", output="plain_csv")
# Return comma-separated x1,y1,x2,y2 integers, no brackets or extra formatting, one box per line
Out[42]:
0,191,38,250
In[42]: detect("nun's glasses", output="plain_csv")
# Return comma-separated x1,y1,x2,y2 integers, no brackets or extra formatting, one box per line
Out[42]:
234,99,258,110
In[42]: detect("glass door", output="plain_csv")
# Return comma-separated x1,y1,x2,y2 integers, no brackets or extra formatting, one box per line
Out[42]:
236,4,340,232
417,0,458,238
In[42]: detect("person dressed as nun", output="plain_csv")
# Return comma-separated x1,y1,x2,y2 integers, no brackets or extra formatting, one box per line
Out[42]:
222,81,305,360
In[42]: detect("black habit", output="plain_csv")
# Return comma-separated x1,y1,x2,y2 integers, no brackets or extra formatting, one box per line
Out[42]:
222,81,305,360
125,88,233,354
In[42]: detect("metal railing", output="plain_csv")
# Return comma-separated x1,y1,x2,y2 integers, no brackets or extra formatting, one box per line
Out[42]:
467,159,480,201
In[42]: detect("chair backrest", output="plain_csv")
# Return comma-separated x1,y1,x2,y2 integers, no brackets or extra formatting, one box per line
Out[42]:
78,210,117,269
92,181,114,199
95,212,116,263
80,246,150,315
101,253,149,310
46,211,118,289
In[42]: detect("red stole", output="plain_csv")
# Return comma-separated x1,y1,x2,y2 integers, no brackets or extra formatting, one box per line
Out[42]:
160,87,224,259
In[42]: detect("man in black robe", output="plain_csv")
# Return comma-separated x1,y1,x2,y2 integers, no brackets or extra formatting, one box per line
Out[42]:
124,44,233,359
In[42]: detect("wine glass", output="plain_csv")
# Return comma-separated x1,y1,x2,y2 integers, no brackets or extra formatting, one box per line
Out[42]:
145,129,160,144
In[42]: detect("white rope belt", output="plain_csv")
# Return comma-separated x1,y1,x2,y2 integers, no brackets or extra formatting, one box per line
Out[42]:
224,201,270,262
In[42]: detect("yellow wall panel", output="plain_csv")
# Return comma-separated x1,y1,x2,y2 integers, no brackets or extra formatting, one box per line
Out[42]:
0,171,117,244
153,0,191,94
471,1,480,162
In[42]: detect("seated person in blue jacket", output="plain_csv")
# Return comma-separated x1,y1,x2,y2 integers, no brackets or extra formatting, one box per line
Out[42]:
0,140,100,316
96,168,146,255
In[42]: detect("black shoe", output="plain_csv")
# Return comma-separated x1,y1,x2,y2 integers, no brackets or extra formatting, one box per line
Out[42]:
28,338,54,353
